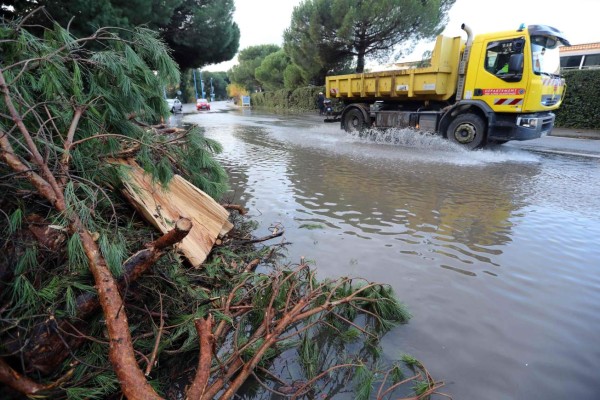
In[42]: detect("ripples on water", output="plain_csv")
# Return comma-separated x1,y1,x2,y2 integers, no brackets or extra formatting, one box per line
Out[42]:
189,109,600,399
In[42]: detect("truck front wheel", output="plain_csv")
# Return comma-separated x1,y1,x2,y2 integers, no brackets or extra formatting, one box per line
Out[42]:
343,108,367,133
446,114,487,149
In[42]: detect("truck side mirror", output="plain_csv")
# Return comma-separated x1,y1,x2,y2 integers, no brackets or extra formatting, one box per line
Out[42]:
508,53,524,74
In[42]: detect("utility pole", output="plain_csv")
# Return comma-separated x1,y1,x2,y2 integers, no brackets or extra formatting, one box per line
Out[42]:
200,70,205,99
192,69,199,100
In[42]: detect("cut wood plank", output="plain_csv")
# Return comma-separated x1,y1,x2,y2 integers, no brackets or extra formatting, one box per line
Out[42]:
116,159,232,267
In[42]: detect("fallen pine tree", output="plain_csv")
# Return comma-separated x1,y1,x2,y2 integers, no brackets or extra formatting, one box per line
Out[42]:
0,11,447,400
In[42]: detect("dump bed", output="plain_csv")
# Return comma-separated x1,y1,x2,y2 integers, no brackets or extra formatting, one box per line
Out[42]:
326,35,464,102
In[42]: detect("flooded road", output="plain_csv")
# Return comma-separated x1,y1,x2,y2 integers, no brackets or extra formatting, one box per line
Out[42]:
182,102,600,399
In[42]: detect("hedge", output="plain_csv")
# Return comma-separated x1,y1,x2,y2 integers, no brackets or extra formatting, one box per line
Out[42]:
250,86,325,113
555,69,600,129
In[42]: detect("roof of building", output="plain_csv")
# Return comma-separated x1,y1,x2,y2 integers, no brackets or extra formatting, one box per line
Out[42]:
560,42,600,53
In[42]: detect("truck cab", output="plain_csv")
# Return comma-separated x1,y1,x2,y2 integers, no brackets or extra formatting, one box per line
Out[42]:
462,25,569,144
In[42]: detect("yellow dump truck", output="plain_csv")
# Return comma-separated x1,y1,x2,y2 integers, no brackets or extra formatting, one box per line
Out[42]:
325,24,569,149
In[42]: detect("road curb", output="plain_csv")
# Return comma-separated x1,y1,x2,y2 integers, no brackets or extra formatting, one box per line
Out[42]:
550,128,600,140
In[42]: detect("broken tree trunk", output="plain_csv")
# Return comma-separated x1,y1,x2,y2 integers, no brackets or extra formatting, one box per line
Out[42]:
116,159,232,267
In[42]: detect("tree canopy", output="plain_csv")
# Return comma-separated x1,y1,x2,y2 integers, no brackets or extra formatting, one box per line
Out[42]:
255,49,291,91
228,44,281,92
284,0,456,82
161,0,240,70
1,0,240,70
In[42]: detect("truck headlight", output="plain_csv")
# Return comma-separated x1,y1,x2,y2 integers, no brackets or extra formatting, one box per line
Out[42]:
517,117,538,128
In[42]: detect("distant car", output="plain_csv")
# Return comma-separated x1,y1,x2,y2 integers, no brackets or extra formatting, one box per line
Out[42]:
166,98,182,113
196,98,210,111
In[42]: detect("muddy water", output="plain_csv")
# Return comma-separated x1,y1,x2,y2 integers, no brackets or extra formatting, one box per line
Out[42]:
183,103,600,399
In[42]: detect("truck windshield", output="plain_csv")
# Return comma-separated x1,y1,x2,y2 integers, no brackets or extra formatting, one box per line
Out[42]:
531,35,561,76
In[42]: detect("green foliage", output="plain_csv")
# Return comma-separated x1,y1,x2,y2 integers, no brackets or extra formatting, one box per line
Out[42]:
67,233,89,272
4,0,240,70
555,69,600,129
284,0,456,82
390,362,405,383
171,127,229,198
228,44,281,92
401,353,420,368
354,364,375,400
284,62,308,89
413,380,431,396
200,71,230,101
99,233,127,277
361,284,411,329
0,15,229,397
162,0,240,69
251,86,326,113
299,332,321,379
11,275,38,308
255,50,292,91
8,208,23,234
184,70,230,102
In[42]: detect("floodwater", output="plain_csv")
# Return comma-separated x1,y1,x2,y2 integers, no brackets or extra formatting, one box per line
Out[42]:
182,102,600,399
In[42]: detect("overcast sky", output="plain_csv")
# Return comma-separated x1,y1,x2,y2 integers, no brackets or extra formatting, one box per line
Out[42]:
204,0,599,71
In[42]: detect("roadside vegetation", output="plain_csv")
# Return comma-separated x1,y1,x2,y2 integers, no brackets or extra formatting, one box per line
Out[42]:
555,69,600,130
0,12,447,400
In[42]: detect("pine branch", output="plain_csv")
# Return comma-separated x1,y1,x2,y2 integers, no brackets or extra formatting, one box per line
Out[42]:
59,106,85,185
0,66,162,400
186,314,214,399
6,218,193,376
0,358,47,395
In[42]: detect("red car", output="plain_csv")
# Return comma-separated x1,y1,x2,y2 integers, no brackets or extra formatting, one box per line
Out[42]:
196,98,210,111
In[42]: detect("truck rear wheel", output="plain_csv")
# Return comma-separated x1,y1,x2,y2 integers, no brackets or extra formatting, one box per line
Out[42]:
343,108,367,133
446,114,487,149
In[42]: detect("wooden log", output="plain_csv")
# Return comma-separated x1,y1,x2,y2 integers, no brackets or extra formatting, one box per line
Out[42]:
116,159,232,267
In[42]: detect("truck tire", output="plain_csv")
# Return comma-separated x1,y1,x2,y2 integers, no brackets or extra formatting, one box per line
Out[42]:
446,114,487,149
343,108,367,133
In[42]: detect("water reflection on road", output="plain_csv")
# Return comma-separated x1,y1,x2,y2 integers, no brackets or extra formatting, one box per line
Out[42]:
183,102,600,399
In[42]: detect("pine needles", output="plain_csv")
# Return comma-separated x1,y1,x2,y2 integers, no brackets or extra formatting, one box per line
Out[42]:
0,10,447,400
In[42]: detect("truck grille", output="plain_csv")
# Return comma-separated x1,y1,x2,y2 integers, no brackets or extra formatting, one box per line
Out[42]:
541,117,554,132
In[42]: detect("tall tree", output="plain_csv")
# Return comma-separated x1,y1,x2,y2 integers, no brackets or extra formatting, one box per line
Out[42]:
284,0,456,80
284,0,354,85
0,0,239,70
283,63,307,89
228,45,280,92
255,50,291,91
161,0,240,70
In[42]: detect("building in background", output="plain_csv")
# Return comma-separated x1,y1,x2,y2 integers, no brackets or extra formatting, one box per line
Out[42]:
560,42,600,70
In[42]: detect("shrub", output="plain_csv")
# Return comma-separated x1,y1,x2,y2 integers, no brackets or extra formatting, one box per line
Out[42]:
250,86,324,112
555,69,600,129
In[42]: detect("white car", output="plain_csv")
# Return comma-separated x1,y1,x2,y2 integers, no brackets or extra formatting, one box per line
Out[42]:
166,98,182,113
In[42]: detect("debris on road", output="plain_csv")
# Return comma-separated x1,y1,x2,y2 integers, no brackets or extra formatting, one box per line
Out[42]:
117,159,233,267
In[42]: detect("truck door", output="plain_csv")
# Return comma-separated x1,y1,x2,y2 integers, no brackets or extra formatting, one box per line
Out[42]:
472,37,528,113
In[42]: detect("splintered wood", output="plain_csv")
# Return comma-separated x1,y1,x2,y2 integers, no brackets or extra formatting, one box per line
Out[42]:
118,160,232,267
